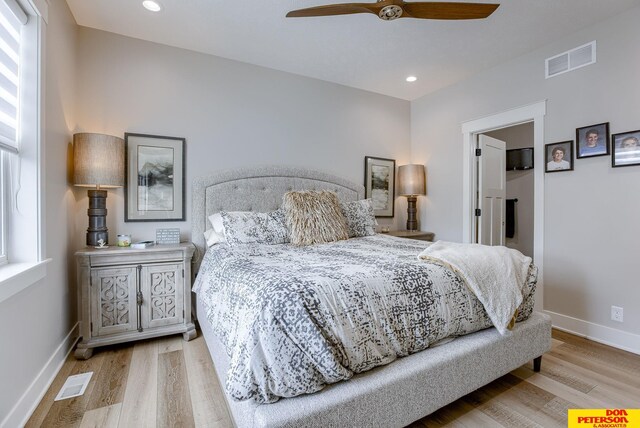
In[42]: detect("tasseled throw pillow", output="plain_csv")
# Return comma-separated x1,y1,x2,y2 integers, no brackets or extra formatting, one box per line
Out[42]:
282,190,349,246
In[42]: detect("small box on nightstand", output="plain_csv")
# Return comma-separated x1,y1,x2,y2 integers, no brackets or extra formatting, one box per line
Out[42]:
156,228,180,244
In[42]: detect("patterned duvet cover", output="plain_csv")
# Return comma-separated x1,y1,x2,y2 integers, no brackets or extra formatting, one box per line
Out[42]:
193,234,537,403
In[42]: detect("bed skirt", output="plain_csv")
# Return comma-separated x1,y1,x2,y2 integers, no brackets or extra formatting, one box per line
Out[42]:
196,294,552,428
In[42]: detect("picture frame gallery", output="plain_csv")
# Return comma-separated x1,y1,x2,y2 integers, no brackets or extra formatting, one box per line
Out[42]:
125,133,186,222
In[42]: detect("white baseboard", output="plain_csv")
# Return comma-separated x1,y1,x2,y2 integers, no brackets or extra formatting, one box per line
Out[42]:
545,310,640,355
1,323,80,428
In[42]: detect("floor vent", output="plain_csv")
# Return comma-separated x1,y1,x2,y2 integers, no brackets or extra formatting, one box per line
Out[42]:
54,372,93,401
545,41,596,78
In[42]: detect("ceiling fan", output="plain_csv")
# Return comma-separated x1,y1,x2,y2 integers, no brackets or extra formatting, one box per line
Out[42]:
286,1,499,21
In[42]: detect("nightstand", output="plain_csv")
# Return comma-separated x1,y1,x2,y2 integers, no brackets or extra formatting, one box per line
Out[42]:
386,230,435,241
74,243,196,359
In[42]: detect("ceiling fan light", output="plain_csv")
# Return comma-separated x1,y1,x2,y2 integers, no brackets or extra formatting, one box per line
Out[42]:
406,76,417,82
379,5,403,20
142,0,162,12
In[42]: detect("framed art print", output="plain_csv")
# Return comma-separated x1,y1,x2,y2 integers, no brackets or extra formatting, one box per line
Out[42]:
576,122,609,159
364,156,395,217
612,130,640,168
545,141,573,173
125,133,186,222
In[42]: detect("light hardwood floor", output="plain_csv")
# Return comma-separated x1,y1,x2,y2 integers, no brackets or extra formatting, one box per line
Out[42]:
27,329,640,427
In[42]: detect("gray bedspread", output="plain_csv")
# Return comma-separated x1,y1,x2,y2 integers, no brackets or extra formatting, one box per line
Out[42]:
192,234,537,403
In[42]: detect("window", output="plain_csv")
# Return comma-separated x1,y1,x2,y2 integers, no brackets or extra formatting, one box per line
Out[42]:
0,0,25,266
0,0,47,303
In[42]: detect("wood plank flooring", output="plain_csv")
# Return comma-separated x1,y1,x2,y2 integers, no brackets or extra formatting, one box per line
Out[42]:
27,329,640,427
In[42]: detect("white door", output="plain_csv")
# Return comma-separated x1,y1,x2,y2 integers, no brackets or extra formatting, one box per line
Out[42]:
476,134,506,246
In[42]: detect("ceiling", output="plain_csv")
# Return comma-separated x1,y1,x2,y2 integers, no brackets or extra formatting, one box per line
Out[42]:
65,0,640,101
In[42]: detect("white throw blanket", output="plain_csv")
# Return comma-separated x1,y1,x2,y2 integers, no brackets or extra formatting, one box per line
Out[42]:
418,241,532,335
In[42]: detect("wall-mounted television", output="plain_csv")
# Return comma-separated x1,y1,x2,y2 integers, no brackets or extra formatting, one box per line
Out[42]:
506,148,534,170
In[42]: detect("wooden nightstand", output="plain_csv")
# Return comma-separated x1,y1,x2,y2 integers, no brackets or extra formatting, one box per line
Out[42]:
386,230,435,241
74,243,196,359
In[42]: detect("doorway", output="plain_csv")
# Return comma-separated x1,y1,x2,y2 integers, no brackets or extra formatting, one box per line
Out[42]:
484,122,534,257
461,101,546,311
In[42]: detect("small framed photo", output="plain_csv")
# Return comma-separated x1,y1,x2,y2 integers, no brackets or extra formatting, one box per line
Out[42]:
125,133,186,222
545,141,573,173
364,156,395,217
576,122,609,158
612,130,640,168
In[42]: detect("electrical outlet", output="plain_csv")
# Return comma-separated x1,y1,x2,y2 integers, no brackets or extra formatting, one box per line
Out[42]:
611,306,623,323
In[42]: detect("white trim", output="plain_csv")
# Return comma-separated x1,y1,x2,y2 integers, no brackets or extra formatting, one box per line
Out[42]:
19,0,47,23
0,258,49,303
461,100,546,311
0,152,5,264
1,323,80,428
4,0,28,25
545,310,640,356
34,8,44,261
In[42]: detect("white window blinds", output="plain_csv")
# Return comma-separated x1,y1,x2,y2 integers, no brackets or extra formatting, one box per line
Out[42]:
0,0,26,154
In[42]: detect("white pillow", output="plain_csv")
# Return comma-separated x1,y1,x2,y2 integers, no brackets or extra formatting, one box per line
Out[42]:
203,228,225,247
206,211,245,244
208,212,226,235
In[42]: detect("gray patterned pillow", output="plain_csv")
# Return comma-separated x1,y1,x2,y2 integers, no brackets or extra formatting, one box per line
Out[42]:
341,199,378,237
220,209,289,246
282,190,349,246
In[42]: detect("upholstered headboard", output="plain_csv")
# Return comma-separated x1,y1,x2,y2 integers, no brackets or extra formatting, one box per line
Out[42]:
192,166,365,269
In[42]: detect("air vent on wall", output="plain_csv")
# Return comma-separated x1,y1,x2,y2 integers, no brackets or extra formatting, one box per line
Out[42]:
545,41,596,79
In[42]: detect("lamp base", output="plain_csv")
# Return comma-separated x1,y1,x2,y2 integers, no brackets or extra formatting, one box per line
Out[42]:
406,196,418,231
87,189,109,246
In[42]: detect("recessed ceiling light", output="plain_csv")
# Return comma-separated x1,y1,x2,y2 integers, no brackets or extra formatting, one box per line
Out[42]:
142,0,162,12
406,76,417,82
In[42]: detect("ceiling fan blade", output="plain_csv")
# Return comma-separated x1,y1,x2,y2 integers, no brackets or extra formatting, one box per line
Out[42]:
401,2,499,20
286,3,378,18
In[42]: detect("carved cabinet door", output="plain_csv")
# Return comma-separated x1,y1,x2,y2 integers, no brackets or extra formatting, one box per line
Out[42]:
140,263,185,329
90,266,138,337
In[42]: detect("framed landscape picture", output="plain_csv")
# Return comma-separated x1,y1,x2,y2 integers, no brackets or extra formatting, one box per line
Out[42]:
364,156,395,217
125,133,185,222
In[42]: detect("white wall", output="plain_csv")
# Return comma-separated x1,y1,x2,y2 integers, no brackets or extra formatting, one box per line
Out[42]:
0,0,78,424
486,123,534,257
412,6,640,346
73,28,411,247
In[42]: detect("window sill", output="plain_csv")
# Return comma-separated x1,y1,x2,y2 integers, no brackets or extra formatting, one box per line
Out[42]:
0,259,51,304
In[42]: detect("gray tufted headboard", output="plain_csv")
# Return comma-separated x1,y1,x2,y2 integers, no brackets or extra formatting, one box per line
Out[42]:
192,165,365,269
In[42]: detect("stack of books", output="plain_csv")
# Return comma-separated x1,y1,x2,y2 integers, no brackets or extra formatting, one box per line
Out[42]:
131,241,155,249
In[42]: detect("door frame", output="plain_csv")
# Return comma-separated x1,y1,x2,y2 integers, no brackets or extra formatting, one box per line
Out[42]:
461,100,546,310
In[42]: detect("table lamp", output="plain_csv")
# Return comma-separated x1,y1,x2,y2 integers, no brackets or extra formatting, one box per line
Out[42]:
398,164,426,231
73,133,125,246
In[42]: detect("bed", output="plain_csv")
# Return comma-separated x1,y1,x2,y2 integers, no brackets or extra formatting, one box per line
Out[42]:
191,165,552,428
